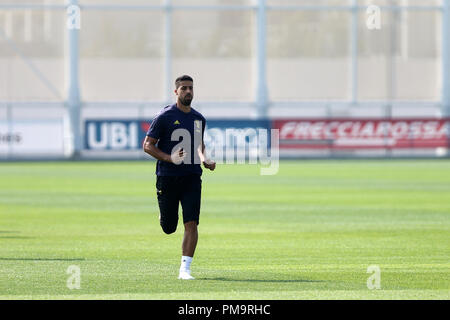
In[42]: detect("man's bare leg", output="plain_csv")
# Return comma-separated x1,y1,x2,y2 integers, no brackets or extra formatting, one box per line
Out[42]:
179,221,198,279
182,221,198,257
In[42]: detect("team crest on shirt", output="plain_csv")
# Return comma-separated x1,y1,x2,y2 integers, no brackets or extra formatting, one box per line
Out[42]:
174,120,180,125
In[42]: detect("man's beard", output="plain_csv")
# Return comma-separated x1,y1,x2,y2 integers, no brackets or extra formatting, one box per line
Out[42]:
179,95,192,106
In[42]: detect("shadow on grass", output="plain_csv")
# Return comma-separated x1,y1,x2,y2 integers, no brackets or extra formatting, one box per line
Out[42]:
0,258,85,261
0,236,33,239
0,231,27,239
200,277,324,283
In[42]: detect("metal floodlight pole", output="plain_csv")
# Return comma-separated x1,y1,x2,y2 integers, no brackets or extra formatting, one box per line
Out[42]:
350,0,358,105
255,0,268,119
443,0,450,118
66,0,81,158
164,0,173,104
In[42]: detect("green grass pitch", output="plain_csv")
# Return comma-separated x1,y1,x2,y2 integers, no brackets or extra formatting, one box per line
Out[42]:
0,160,449,299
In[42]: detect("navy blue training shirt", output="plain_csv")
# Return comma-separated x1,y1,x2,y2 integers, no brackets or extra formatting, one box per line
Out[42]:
146,104,206,176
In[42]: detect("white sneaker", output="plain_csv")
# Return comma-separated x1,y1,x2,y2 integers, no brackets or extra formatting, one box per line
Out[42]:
178,270,195,280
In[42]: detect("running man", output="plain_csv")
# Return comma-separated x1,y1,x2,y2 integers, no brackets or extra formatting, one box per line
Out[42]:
143,75,216,280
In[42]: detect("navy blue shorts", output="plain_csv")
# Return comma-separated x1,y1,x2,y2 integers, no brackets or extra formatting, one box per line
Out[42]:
156,174,202,234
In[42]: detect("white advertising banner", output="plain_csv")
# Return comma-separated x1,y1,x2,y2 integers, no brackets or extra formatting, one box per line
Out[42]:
0,120,64,156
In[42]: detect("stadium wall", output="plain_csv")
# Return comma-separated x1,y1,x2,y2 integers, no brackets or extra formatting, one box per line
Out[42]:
1,101,448,160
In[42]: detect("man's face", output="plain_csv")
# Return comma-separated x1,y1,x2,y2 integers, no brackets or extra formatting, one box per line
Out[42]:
175,81,194,106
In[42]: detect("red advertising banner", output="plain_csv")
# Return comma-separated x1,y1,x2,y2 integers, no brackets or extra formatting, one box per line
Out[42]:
273,119,450,149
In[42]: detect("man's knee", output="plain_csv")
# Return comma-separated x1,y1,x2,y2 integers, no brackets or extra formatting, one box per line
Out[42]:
161,221,177,234
184,220,198,232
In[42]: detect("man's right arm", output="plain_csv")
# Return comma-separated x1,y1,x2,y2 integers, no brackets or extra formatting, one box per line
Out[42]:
143,136,172,163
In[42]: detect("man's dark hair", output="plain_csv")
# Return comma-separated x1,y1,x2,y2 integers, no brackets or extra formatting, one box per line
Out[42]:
175,75,194,89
